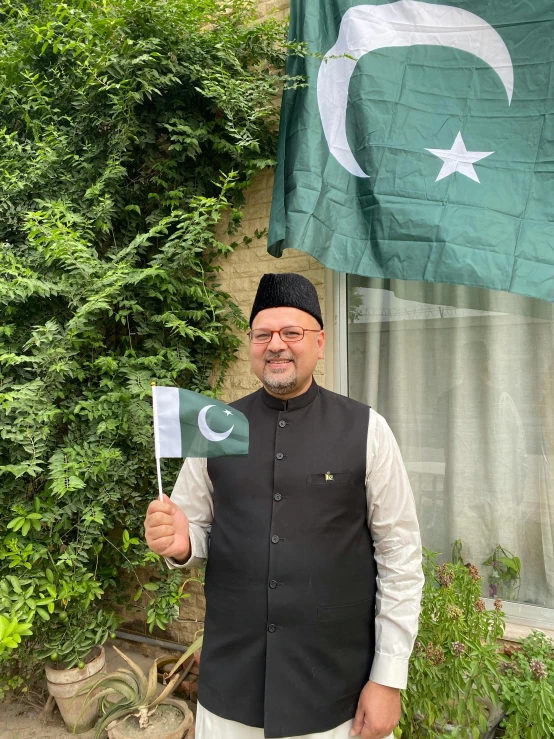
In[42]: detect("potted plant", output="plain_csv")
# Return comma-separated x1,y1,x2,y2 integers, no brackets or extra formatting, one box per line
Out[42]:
41,607,119,733
396,550,505,738
79,645,194,739
483,545,521,601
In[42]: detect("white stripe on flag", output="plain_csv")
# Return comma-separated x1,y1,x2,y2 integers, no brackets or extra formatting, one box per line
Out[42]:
153,386,182,458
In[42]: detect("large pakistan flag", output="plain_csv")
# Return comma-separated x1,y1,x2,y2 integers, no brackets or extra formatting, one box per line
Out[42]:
268,0,554,302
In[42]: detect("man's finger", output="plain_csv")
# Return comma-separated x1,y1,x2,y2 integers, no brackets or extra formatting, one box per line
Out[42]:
146,512,174,527
148,535,175,554
147,500,174,516
349,704,364,737
147,525,175,541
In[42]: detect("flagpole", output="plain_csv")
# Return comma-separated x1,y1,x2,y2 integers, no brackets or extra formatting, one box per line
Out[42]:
151,382,164,501
155,457,164,502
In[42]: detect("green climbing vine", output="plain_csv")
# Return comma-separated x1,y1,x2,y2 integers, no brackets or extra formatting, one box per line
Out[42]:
0,0,292,692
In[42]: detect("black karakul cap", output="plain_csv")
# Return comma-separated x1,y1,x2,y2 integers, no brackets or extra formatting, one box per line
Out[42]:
249,273,323,328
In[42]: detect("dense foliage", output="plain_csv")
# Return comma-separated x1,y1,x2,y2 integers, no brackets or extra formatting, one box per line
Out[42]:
0,0,290,691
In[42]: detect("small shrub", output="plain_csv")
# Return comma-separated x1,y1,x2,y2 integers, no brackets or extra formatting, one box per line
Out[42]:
398,550,505,738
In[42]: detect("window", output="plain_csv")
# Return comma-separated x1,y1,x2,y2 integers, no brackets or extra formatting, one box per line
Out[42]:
345,275,554,625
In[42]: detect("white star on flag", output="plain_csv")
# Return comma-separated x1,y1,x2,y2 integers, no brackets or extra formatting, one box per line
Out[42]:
223,409,233,416
425,132,494,183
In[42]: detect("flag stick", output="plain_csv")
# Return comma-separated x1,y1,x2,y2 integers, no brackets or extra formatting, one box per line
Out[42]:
156,456,164,502
151,382,164,501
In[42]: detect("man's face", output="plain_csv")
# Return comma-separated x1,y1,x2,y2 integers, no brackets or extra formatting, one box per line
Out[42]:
249,307,325,398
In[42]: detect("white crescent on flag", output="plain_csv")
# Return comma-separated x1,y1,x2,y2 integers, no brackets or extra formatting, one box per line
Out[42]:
198,405,235,442
317,0,514,177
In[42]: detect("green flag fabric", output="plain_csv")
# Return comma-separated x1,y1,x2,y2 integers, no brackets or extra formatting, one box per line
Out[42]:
152,386,249,458
268,0,554,302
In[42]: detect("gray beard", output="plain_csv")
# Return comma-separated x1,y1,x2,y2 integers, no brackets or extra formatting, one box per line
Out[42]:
263,368,298,395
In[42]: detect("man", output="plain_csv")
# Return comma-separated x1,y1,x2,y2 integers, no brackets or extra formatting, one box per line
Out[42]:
145,273,423,739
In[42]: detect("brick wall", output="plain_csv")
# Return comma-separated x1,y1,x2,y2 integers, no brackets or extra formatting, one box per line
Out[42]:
257,0,290,20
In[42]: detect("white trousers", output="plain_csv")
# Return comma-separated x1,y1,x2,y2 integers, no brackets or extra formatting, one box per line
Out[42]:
195,703,393,739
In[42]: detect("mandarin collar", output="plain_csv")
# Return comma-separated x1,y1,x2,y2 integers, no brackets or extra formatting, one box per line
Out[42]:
261,378,319,411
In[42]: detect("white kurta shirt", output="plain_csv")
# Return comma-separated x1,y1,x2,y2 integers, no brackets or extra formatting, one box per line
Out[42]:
168,409,424,739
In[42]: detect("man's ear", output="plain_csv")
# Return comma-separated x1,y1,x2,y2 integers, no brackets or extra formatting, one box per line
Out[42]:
317,329,326,360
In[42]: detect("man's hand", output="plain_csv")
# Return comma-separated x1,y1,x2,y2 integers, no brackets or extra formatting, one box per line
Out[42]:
144,494,191,562
349,681,401,739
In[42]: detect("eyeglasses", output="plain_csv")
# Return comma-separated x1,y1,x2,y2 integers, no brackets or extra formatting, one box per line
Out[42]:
247,326,321,344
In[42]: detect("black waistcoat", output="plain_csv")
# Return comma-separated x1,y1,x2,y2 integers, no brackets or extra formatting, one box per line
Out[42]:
201,380,376,738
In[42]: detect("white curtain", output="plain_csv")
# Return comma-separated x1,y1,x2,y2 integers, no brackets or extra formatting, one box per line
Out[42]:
347,277,554,608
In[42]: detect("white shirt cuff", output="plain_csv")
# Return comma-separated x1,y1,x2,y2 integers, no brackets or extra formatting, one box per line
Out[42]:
165,552,198,569
369,652,410,689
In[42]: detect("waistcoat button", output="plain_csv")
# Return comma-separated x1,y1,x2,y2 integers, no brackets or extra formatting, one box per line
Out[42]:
268,624,276,633
269,580,277,589
278,420,286,428
273,493,282,501
276,452,284,460
271,535,280,544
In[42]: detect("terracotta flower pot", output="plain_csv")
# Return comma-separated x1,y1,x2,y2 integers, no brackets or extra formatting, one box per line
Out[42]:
45,646,106,734
107,698,194,739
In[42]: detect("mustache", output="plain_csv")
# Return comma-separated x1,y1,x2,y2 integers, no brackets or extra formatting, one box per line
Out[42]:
264,351,295,363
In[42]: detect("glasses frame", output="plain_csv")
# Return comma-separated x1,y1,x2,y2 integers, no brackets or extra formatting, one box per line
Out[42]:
247,326,322,344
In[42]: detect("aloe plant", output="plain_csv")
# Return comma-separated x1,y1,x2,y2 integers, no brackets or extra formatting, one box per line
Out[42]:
165,635,204,682
76,645,185,737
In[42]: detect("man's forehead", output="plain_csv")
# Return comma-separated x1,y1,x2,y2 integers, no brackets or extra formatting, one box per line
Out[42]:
251,306,317,327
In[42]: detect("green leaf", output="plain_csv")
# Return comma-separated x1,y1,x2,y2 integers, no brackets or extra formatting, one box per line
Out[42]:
7,577,22,594
36,598,55,606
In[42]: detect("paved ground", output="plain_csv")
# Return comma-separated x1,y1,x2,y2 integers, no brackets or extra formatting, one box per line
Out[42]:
1,640,195,739
1,702,97,739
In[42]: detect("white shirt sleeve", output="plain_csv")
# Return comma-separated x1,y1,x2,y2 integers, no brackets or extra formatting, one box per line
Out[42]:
165,456,214,570
366,411,424,690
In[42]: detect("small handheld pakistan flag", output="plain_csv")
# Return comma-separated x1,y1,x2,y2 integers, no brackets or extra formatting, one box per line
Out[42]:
152,385,249,499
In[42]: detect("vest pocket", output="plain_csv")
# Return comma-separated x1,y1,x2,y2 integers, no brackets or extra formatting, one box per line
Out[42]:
306,471,353,486
317,597,373,622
